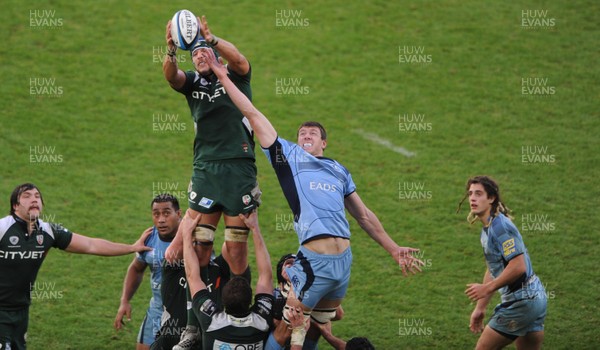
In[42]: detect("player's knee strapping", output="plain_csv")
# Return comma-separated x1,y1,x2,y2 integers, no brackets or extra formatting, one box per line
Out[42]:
193,224,216,244
224,226,249,242
310,308,337,324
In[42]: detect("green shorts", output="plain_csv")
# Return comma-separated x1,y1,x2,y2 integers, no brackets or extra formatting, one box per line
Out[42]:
188,159,260,216
0,308,29,350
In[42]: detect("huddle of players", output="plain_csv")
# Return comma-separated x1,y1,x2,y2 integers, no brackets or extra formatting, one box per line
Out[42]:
115,12,546,350
113,14,379,350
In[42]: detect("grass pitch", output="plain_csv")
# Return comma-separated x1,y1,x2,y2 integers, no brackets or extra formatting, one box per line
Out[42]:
1,0,598,348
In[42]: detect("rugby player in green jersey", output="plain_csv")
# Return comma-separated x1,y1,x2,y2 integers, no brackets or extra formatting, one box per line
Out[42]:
0,183,151,350
163,14,259,277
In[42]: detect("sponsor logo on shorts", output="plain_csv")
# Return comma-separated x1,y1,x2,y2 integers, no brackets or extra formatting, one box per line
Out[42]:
502,238,516,256
199,197,214,209
242,194,252,206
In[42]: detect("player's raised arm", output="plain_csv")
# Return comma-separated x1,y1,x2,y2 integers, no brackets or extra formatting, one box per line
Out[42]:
201,48,277,148
199,15,249,76
181,209,207,297
344,192,424,276
239,210,273,295
163,20,187,90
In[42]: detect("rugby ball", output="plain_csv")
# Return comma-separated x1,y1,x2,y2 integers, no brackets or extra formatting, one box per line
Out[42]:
170,10,200,50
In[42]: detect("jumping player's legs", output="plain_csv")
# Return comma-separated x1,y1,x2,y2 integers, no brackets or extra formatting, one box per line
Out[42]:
223,214,249,275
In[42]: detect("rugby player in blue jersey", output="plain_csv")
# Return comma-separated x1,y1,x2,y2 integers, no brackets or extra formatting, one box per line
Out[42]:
460,176,546,350
200,48,424,347
114,194,181,349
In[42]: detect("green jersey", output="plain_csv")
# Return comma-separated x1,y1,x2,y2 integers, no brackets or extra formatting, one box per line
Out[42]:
178,66,255,164
0,215,72,311
192,290,274,350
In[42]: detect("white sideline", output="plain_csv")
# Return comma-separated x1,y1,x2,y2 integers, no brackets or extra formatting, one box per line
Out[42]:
353,129,416,158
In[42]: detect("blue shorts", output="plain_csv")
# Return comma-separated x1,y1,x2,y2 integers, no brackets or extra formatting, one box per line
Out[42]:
285,245,352,309
137,306,163,345
488,276,547,338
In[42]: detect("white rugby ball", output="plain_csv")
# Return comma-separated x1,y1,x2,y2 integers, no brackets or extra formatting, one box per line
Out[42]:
170,10,199,51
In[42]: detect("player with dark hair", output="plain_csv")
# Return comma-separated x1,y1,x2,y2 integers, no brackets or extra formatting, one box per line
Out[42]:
181,209,274,349
459,176,547,350
200,48,424,347
0,183,151,350
164,14,261,348
114,194,181,349
311,321,376,350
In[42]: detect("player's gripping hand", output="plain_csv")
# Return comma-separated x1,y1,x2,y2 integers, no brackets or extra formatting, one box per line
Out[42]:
180,209,203,241
199,16,215,44
165,21,176,52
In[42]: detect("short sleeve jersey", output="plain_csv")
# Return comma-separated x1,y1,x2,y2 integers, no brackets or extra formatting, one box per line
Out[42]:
192,289,274,349
263,137,357,244
136,227,172,309
178,66,255,164
0,215,72,310
480,213,535,297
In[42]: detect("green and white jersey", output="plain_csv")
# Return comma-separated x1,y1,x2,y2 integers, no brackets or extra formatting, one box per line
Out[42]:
178,66,255,164
0,215,72,310
192,289,274,350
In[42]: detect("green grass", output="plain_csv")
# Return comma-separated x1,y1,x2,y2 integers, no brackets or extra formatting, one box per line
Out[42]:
1,0,598,349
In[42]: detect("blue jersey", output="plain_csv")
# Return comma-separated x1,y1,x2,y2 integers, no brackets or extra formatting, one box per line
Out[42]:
136,227,172,309
263,137,356,244
480,213,536,300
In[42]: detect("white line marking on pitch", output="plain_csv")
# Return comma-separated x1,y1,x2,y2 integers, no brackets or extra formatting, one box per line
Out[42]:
353,129,416,157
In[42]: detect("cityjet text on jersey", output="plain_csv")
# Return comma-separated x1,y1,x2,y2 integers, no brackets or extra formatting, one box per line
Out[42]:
191,87,227,102
0,250,45,260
